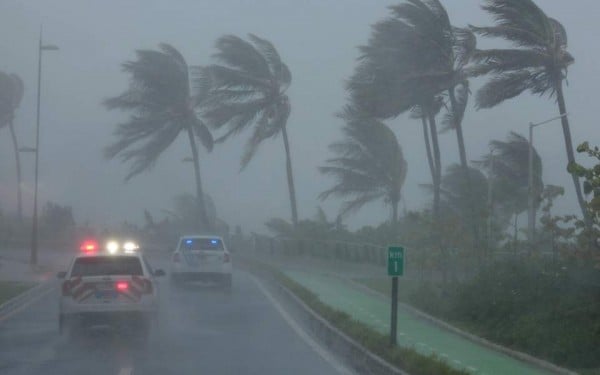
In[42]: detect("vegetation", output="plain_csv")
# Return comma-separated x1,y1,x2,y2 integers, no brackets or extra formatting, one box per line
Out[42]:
0,72,24,219
319,105,407,224
358,259,600,370
104,44,214,231
470,0,586,228
198,34,299,226
2,0,597,370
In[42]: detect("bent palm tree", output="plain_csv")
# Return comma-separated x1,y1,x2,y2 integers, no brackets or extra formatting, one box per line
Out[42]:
470,0,584,225
319,106,407,224
104,44,214,230
476,132,544,246
0,72,25,219
197,34,298,225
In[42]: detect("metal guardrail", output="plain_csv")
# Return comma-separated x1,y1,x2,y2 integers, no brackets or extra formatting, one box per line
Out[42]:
248,235,389,267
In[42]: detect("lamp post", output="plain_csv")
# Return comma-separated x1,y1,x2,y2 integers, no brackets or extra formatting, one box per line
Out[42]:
486,148,495,257
30,28,58,266
527,113,569,251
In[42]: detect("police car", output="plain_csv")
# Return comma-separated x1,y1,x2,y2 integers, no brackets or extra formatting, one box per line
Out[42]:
57,239,165,338
169,235,232,289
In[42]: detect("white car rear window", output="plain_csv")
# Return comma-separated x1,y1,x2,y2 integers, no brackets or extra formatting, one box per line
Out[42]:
71,256,143,276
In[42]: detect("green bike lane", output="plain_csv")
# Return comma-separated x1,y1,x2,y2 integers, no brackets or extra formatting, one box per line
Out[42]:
285,269,550,375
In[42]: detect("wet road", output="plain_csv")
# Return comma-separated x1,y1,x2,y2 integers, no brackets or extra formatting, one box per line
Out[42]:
0,257,344,375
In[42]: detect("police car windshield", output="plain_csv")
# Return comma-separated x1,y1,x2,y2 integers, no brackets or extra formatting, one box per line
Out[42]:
71,256,143,277
180,238,224,251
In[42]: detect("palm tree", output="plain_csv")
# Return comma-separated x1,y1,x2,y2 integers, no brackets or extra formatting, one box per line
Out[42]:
476,132,544,247
197,34,298,225
104,44,214,230
319,106,407,224
469,0,585,226
0,72,25,219
347,1,477,231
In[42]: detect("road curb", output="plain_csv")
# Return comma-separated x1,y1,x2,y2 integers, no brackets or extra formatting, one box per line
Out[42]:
0,281,56,323
339,275,578,375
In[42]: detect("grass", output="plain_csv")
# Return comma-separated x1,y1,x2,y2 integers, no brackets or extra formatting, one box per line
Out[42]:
240,257,468,375
0,281,33,305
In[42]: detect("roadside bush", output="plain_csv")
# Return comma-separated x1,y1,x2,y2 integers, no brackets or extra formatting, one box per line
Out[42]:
406,259,600,370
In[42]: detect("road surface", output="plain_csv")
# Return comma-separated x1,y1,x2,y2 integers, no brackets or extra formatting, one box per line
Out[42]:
0,255,346,375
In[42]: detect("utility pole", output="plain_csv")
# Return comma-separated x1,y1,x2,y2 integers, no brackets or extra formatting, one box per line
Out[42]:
30,26,58,265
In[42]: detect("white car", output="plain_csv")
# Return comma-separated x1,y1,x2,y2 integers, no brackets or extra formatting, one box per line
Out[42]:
169,235,232,289
57,239,164,338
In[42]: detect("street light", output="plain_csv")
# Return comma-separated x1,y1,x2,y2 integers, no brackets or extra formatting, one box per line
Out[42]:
527,113,569,250
486,147,495,255
30,27,59,266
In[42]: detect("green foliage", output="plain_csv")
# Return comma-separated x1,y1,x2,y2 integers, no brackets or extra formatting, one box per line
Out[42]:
470,0,573,108
105,43,213,180
403,260,600,369
0,72,23,127
198,34,291,169
198,34,298,225
265,207,350,241
570,142,600,214
105,43,213,230
320,106,407,221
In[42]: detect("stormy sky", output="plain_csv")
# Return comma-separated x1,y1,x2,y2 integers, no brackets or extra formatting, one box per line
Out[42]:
0,0,598,234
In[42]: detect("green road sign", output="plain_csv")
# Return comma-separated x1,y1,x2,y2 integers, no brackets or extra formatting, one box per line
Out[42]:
387,246,404,276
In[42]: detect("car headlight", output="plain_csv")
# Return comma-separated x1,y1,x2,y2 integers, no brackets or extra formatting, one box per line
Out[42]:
106,241,119,254
123,241,139,252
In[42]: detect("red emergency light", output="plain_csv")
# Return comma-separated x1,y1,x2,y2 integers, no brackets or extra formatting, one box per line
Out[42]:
80,240,99,253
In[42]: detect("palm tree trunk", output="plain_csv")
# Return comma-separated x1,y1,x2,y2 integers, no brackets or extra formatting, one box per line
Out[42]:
8,121,23,220
392,199,399,225
513,213,519,254
448,88,468,169
186,126,211,231
555,80,591,234
421,114,435,184
427,110,446,283
449,88,481,265
281,125,299,226
427,112,441,220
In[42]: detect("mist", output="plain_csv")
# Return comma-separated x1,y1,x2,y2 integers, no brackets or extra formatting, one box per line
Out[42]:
1,0,599,233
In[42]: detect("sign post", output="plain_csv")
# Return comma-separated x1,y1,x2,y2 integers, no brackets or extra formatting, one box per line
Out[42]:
387,246,404,346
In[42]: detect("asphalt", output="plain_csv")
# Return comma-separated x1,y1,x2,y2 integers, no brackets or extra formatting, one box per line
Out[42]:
0,254,344,375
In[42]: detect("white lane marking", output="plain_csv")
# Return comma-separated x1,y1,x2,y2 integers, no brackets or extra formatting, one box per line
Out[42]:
0,286,56,323
118,366,133,375
250,275,355,375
